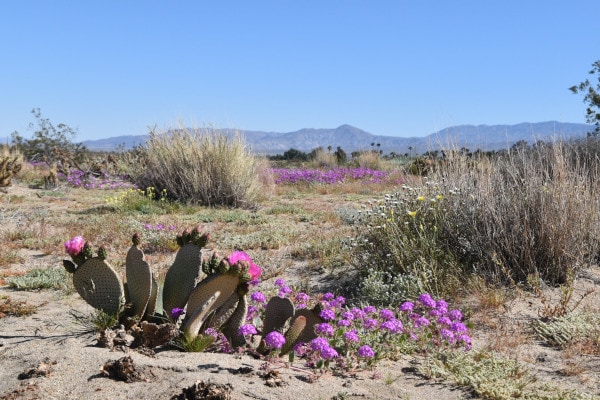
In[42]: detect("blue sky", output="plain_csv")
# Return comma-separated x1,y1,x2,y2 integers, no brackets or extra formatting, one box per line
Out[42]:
1,1,598,141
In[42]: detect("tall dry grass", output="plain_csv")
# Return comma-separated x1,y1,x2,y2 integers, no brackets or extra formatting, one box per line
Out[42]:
348,138,600,306
129,128,266,207
434,139,600,285
310,148,337,168
353,151,385,170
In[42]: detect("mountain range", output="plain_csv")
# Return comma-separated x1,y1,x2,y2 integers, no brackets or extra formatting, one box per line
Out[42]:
4,121,594,155
71,121,596,155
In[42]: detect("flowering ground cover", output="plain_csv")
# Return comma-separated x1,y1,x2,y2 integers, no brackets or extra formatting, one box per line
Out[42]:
270,167,389,185
59,169,136,190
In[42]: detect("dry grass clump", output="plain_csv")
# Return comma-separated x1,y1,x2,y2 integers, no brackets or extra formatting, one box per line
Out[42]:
310,148,337,168
434,139,600,286
346,139,600,308
128,128,266,208
353,150,385,170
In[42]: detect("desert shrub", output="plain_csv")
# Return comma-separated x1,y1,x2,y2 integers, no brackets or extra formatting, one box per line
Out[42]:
435,140,600,285
310,148,337,168
353,150,385,170
6,267,72,291
532,312,600,349
128,128,265,207
347,185,465,305
348,139,600,307
419,349,596,400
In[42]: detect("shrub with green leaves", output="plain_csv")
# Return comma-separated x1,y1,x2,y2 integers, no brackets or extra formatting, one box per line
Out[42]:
7,267,72,291
348,184,464,305
419,349,596,400
128,128,264,207
532,312,600,348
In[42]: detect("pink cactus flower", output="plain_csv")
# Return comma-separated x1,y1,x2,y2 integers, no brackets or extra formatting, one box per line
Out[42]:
228,250,262,280
64,236,85,257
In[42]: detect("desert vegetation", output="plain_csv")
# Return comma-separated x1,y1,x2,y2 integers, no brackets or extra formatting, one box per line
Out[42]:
1,119,600,399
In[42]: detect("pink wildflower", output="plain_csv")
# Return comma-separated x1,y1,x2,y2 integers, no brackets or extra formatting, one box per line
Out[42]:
64,236,85,257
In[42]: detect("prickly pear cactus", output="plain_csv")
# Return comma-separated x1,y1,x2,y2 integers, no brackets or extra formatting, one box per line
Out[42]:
280,315,306,355
220,294,248,348
72,257,125,315
144,274,161,319
125,233,152,319
182,273,242,339
257,296,295,353
162,227,207,316
286,306,323,350
200,291,240,332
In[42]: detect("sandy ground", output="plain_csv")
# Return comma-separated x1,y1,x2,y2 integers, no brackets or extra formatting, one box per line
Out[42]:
0,287,475,400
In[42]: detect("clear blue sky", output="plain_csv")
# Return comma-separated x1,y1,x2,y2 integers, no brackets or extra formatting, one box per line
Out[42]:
1,1,598,141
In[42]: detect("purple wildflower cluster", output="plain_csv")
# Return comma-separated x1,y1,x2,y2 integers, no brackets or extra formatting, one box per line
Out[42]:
239,280,472,372
59,169,135,190
270,167,388,185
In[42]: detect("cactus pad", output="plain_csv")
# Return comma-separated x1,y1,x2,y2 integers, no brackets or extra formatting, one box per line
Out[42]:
261,297,295,336
200,291,240,331
289,307,324,345
257,296,295,354
182,274,241,339
162,243,203,315
220,294,248,348
280,315,306,355
144,274,160,319
125,245,152,318
72,257,124,315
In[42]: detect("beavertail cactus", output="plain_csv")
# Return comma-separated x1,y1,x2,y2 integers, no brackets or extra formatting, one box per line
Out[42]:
280,315,306,355
257,296,295,354
162,226,207,316
219,293,249,348
64,243,125,315
125,233,153,319
63,228,262,352
182,273,243,340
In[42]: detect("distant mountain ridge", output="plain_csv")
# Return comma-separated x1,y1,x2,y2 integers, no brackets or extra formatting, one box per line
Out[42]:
78,121,594,154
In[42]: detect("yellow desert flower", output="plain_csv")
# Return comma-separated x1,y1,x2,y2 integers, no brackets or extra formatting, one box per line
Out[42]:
407,210,417,218
417,196,425,201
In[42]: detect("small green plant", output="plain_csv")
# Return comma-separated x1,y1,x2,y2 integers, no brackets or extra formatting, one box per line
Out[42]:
104,187,170,214
532,312,600,348
6,267,72,291
0,248,24,267
69,308,121,332
174,333,216,352
419,349,596,400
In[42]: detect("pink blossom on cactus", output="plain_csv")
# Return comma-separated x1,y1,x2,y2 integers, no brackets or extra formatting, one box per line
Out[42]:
248,262,262,280
228,250,252,265
228,250,262,280
64,236,85,257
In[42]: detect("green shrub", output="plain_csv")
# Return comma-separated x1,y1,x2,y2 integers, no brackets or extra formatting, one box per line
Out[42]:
419,349,596,400
7,267,72,291
129,128,265,207
348,186,464,305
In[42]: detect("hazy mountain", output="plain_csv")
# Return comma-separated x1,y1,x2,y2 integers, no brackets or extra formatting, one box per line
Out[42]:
74,121,594,154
